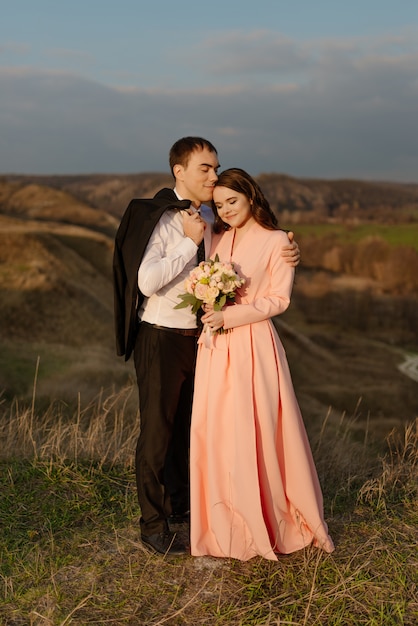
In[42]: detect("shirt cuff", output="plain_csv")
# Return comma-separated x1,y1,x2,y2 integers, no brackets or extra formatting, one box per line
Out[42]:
178,235,199,262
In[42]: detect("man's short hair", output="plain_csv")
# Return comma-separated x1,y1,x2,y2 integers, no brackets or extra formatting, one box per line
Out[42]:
169,136,218,175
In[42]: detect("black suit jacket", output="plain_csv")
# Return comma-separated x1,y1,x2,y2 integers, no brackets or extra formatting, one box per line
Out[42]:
113,188,191,361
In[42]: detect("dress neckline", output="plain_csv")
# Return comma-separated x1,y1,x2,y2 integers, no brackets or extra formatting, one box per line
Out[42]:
229,221,258,258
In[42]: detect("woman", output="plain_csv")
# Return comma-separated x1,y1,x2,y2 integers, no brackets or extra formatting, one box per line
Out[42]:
190,168,334,561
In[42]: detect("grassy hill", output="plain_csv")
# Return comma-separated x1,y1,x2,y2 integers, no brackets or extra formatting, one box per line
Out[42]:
0,173,417,624
0,179,129,404
2,173,172,219
0,174,417,428
0,389,416,624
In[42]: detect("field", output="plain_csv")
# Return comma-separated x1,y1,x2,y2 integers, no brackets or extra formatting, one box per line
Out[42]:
0,385,417,625
293,223,418,251
0,173,417,624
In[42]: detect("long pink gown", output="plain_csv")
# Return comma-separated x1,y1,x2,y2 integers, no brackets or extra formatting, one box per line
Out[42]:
190,223,334,561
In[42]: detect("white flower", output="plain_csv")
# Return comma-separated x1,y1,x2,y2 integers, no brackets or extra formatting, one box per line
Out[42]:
174,254,245,324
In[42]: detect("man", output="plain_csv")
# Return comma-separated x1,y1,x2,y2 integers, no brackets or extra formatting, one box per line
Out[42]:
113,137,300,555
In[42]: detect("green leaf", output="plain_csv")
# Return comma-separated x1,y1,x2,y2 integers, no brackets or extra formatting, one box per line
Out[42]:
173,301,189,309
191,301,203,314
214,294,227,311
174,293,198,309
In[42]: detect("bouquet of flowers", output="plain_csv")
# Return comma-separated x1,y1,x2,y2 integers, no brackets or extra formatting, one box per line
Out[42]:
175,254,245,315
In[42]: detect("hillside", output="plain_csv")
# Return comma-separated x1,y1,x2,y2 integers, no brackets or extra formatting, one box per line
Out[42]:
4,172,418,222
1,173,172,219
0,179,128,403
258,174,418,222
0,175,417,440
0,178,119,233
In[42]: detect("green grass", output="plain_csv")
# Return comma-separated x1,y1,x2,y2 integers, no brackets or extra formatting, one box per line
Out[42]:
0,389,416,625
0,340,135,414
294,223,418,251
0,344,72,399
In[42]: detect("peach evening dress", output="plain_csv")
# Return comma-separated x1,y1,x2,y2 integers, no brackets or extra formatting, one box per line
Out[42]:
190,223,334,561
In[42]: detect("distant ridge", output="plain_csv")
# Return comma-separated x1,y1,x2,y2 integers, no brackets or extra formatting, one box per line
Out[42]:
2,172,418,222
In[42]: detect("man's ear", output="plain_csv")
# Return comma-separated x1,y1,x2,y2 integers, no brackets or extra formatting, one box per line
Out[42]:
173,164,183,180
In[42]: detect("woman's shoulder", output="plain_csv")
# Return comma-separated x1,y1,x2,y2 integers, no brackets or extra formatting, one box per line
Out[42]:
210,229,232,252
257,225,290,244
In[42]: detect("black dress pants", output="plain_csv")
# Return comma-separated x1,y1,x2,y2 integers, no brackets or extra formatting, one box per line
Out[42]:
133,322,197,536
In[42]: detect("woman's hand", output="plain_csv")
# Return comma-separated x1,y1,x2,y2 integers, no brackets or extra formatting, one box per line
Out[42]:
201,308,225,332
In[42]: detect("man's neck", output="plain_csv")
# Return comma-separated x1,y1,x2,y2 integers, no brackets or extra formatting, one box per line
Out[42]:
174,186,201,209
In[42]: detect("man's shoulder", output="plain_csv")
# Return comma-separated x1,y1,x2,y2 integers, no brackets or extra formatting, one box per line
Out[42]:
120,194,169,226
115,195,167,246
125,197,162,213
125,188,190,216
153,187,176,204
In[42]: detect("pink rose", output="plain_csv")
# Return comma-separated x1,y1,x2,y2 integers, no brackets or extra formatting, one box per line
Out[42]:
194,282,210,301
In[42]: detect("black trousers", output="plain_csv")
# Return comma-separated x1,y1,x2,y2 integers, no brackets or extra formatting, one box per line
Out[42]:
133,323,197,536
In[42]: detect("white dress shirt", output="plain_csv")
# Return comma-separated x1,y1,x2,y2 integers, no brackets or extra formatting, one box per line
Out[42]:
138,189,213,329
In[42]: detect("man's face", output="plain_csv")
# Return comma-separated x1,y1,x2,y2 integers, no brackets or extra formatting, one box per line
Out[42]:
174,147,220,206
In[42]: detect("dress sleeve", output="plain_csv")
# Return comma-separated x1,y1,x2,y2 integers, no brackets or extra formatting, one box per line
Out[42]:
137,213,198,297
222,233,294,329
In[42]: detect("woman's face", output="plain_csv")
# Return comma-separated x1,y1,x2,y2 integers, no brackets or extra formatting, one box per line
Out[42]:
213,186,254,230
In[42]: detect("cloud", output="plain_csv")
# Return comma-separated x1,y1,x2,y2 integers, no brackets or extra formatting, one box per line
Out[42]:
196,28,418,83
0,29,417,181
0,42,30,56
44,48,95,64
199,30,312,76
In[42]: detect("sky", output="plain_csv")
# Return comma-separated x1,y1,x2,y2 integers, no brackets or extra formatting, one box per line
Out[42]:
1,0,417,182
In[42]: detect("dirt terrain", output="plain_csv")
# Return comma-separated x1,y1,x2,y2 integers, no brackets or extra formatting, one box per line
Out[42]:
0,175,416,441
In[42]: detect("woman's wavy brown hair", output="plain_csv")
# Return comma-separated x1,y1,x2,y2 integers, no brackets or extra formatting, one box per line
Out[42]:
212,168,279,234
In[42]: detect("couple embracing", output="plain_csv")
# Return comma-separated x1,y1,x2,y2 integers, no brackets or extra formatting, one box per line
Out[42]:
113,136,334,560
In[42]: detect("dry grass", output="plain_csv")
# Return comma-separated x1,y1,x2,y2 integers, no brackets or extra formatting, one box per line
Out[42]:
0,175,417,622
0,382,417,625
0,365,138,468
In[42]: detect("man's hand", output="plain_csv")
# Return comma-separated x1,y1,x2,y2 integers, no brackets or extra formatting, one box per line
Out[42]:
182,210,206,246
281,231,300,267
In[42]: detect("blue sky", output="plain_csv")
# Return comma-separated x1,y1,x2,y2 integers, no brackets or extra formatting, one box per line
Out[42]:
1,1,417,181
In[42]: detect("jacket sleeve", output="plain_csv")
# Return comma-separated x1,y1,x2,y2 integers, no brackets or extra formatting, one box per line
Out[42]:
112,204,132,357
222,233,294,329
